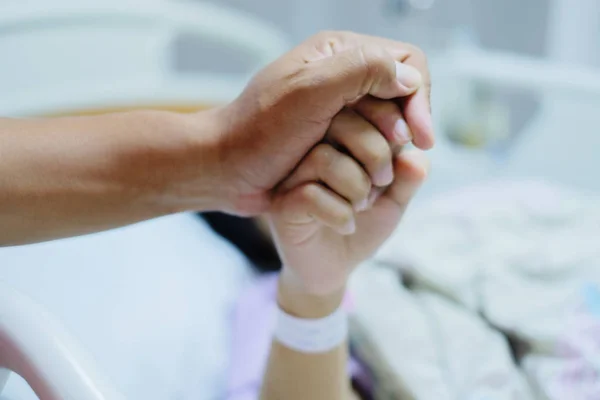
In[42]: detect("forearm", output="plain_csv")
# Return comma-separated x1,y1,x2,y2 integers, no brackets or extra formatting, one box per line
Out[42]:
260,273,356,400
0,109,227,245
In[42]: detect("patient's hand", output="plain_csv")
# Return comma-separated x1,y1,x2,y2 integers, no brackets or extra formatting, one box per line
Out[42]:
268,108,429,297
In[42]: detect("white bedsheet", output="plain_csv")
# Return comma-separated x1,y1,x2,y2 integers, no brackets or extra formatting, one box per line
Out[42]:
351,180,600,400
0,213,252,400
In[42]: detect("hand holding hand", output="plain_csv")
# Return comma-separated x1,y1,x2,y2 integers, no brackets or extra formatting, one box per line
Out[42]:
212,31,433,215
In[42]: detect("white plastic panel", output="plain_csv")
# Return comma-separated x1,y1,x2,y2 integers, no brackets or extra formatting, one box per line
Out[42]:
0,27,165,93
0,0,291,116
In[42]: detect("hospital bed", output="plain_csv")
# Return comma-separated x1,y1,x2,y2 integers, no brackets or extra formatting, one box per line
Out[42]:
0,1,289,399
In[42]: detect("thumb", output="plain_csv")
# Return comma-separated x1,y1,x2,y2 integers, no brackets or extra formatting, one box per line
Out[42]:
307,45,423,109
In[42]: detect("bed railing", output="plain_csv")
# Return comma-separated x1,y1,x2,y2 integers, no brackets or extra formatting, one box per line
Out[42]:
435,48,600,99
0,0,290,116
0,282,126,400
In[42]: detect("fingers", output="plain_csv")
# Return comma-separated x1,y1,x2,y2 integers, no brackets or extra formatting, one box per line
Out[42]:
277,183,356,235
274,150,430,237
352,96,411,148
401,45,434,149
279,143,372,211
296,31,434,150
300,43,422,109
384,149,430,209
326,109,394,187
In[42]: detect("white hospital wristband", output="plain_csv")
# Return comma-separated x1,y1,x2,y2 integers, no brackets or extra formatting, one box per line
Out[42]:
274,305,348,354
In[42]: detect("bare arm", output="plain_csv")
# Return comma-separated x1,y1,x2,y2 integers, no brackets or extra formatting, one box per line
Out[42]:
260,275,356,400
0,110,225,245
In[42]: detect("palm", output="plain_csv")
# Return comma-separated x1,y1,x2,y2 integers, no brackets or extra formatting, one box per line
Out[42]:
270,195,404,295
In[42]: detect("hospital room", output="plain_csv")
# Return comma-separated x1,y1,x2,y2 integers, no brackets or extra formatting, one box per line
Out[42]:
1,0,599,399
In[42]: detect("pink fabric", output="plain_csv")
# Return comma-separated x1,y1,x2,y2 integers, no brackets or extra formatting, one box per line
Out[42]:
226,274,365,400
549,285,600,399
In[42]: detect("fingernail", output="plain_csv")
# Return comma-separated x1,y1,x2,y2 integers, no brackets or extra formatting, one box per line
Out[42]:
394,118,412,144
341,218,356,235
355,198,369,212
395,61,422,90
373,163,394,187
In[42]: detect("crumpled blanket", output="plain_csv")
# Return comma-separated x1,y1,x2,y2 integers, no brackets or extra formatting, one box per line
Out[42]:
349,180,600,400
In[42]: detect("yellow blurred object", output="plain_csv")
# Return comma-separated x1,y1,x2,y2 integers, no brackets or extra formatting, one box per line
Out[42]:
444,83,511,150
46,103,213,117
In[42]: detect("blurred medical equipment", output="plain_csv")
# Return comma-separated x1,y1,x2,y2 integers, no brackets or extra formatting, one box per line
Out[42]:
424,0,600,195
0,1,289,399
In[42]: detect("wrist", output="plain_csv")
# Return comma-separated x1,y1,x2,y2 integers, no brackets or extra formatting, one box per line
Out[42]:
186,104,270,216
139,107,237,214
278,270,346,319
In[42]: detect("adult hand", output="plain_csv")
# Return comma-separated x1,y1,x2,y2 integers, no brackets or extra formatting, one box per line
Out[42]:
212,31,433,215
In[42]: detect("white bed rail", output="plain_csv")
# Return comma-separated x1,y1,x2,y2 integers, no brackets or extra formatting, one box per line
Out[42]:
0,282,125,400
0,0,291,116
437,48,600,99
0,1,287,68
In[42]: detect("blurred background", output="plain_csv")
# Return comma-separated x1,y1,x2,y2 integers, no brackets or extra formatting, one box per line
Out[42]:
1,1,600,399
